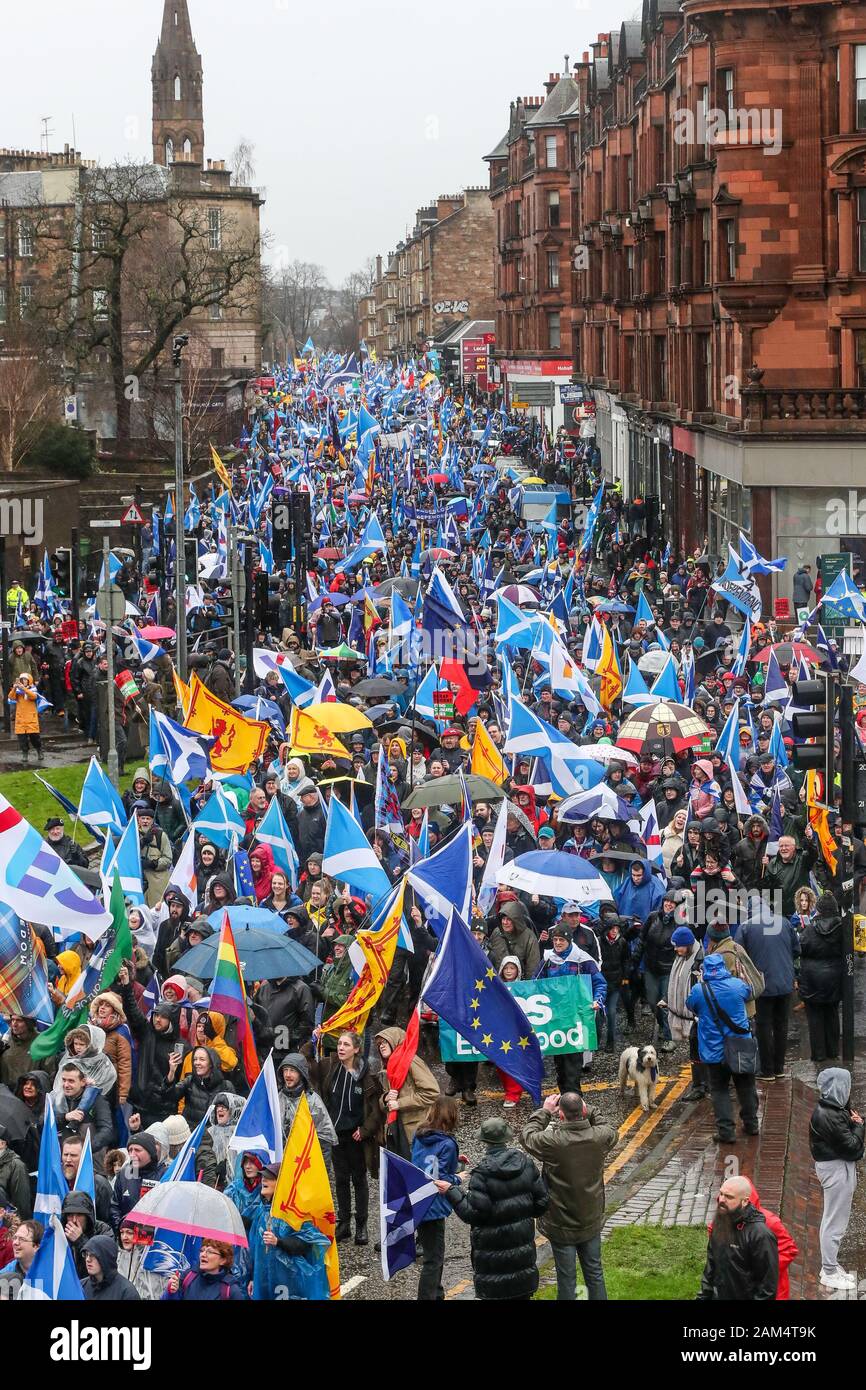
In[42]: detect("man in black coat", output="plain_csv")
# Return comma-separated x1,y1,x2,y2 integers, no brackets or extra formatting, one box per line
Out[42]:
81,1234,140,1301
44,817,89,869
61,1189,113,1279
116,967,187,1127
256,975,315,1062
436,1116,548,1301
697,1176,779,1301
54,1063,116,1153
295,786,326,862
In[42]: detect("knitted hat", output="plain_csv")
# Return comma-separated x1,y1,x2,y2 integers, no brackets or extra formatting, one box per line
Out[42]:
128,1132,158,1164
162,1115,192,1147
707,924,730,942
671,927,696,948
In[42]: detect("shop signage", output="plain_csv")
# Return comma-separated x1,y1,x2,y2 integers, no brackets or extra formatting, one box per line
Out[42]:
434,300,469,314
501,359,574,377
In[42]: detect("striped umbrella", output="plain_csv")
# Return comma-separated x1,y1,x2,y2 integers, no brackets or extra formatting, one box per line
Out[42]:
496,850,614,904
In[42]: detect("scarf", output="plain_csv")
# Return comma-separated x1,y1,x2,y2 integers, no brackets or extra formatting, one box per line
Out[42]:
666,942,701,1041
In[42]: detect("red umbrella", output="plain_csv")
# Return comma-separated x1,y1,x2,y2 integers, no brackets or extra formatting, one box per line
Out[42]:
316,547,342,560
753,641,822,665
420,548,455,562
428,473,449,486
137,625,175,640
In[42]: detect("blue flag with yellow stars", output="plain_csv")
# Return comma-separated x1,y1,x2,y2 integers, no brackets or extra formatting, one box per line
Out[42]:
421,910,544,1103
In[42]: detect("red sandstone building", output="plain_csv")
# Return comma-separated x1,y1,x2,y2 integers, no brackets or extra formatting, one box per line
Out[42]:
489,1,866,600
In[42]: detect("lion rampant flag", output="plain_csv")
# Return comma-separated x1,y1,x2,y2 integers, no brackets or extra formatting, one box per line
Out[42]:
596,625,622,710
270,1091,340,1300
172,665,191,719
184,673,269,773
210,444,233,495
290,706,351,760
470,718,507,786
319,882,406,1038
806,770,838,875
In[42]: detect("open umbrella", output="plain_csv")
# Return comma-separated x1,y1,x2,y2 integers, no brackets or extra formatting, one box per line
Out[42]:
493,584,541,608
427,473,449,487
317,643,365,661
590,849,655,867
571,744,640,769
637,649,672,677
205,906,299,933
557,787,635,824
402,773,506,810
129,1180,248,1248
308,592,353,614
173,926,320,980
420,548,455,562
138,625,176,640
587,597,634,614
316,547,343,560
376,717,440,749
496,850,613,904
753,642,821,665
301,700,373,732
617,700,710,754
352,677,407,698
373,577,421,599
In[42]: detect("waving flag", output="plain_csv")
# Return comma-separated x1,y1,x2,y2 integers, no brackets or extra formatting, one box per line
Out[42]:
153,710,214,784
209,912,260,1087
477,797,508,918
0,908,53,1026
622,659,652,708
764,650,789,706
185,674,269,773
422,565,469,640
639,801,663,868
322,793,392,901
0,793,112,943
254,796,300,890
379,1150,439,1281
19,1214,83,1301
408,823,473,938
337,514,387,572
228,1052,284,1165
494,595,542,650
210,444,233,495
271,1091,339,1300
470,718,507,786
192,783,246,849
100,814,144,904
290,707,351,761
34,1096,68,1220
715,699,742,769
732,619,751,678
131,629,166,664
423,909,544,1103
649,655,681,703
596,626,622,709
164,828,198,913
320,883,406,1037
713,545,763,623
72,1130,96,1207
738,533,787,577
578,481,605,556
78,756,127,835
819,567,866,624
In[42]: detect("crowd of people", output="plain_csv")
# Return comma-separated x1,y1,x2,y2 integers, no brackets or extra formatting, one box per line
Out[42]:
0,348,864,1303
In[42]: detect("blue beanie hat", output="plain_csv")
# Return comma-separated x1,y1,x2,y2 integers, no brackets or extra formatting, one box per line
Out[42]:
671,927,696,948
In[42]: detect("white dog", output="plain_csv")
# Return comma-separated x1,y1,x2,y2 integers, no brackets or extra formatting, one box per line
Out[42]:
618,1044,659,1112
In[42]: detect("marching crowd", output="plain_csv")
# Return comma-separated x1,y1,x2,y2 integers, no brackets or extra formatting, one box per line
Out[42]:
0,353,865,1303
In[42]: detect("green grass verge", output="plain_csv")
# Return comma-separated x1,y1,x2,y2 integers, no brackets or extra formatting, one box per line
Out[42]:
535,1225,707,1301
0,762,135,844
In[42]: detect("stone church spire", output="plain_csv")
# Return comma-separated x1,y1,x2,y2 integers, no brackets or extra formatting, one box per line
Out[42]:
152,1,204,167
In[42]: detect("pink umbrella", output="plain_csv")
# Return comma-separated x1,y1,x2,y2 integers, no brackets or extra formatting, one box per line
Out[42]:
129,1180,248,1247
138,625,176,640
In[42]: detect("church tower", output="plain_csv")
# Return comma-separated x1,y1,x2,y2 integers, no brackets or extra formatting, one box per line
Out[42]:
152,1,204,167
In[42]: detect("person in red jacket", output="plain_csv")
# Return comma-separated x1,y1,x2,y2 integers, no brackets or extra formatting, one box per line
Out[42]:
708,1178,799,1299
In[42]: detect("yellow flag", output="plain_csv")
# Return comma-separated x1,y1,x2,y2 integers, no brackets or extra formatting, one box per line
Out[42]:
209,444,233,495
806,771,838,874
290,706,351,760
172,665,191,719
471,719,507,786
184,672,270,772
319,882,406,1038
596,626,622,710
271,1091,340,1300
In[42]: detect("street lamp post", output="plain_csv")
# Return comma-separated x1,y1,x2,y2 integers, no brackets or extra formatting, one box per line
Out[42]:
173,334,189,682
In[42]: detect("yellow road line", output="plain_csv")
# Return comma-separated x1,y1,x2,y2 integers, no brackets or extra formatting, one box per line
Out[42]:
603,1068,692,1182
477,1075,679,1101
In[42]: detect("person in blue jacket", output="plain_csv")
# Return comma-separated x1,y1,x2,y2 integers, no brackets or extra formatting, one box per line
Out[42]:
686,953,757,1144
411,1096,460,1301
536,925,607,1094
246,1162,330,1301
225,1152,264,1221
614,859,665,920
162,1238,246,1300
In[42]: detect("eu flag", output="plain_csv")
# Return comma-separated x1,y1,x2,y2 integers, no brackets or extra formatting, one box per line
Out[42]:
422,911,544,1103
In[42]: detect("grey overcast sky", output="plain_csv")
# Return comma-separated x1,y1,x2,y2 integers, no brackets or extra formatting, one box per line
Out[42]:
3,0,633,285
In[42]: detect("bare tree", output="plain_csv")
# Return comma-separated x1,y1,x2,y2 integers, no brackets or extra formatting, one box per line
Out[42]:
27,160,261,441
263,259,329,351
0,329,62,472
137,333,238,463
231,138,257,188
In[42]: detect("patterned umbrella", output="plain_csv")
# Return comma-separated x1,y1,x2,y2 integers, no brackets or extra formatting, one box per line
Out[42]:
129,1181,248,1247
616,700,710,754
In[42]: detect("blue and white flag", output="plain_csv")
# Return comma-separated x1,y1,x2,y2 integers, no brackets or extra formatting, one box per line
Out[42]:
322,794,392,902
193,783,246,849
407,823,473,938
0,793,112,942
338,514,387,572
715,699,741,770
819,568,866,624
622,659,653,708
768,720,789,771
228,1052,284,1164
477,797,508,918
34,1096,67,1220
732,619,751,678
650,655,682,703
422,565,468,639
72,1129,96,1207
379,1149,439,1281
494,595,542,651
713,545,762,623
254,796,300,890
100,814,145,905
738,533,787,577
19,1214,84,1301
635,589,655,628
764,650,789,706
79,756,127,835
131,630,165,664
153,711,214,784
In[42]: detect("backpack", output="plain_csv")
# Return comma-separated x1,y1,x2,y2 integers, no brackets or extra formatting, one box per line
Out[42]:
181,1270,232,1299
729,941,765,1001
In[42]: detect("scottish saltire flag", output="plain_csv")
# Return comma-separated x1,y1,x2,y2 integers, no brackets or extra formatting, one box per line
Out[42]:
578,481,605,556
228,1052,284,1164
477,797,508,918
819,568,866,624
193,783,246,849
423,910,544,1103
79,756,127,835
276,662,316,707
323,794,392,902
132,629,165,664
715,699,741,770
738,533,787,577
635,590,655,627
422,565,468,639
505,703,604,787
582,616,603,671
390,590,413,664
259,540,274,575
768,720,789,770
19,1215,84,1301
815,624,839,671
682,650,696,706
713,545,763,622
732,619,751,678
0,794,112,942
140,970,162,1018
100,814,145,904
379,1150,439,1281
622,659,653,708
639,801,663,868
413,664,442,722
764,650,789,706
409,810,430,868
649,655,681,702
494,595,542,650
34,550,57,616
728,758,752,817
72,1130,96,1207
34,1096,67,1219
148,709,169,783
164,828,198,913
408,823,473,938
767,785,785,856
338,514,387,571
254,797,300,890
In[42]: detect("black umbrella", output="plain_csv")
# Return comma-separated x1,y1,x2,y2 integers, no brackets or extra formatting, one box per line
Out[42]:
0,1087,40,1167
377,717,440,749
352,678,408,698
589,849,650,866
373,577,421,599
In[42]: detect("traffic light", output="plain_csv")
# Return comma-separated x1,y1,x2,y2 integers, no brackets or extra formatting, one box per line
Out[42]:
183,538,199,585
254,572,270,631
791,676,835,794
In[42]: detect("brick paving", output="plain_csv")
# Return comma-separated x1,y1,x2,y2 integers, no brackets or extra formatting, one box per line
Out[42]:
602,1069,866,1301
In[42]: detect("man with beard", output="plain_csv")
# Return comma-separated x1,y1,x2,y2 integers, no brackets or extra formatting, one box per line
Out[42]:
697,1176,779,1300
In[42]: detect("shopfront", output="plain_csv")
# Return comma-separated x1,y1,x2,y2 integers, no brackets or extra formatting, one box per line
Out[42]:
774,486,866,588
593,389,614,482
500,358,574,434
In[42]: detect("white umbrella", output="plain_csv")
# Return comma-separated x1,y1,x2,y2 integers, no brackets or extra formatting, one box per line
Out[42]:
128,1180,248,1247
573,744,640,769
497,851,614,904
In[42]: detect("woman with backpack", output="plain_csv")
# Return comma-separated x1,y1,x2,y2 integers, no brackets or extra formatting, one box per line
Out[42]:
163,1239,245,1300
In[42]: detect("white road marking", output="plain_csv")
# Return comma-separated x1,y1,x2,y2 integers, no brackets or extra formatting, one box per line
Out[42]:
340,1274,368,1297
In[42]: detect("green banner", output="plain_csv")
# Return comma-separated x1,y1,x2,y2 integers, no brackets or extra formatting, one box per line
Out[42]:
438,974,598,1062
819,552,853,634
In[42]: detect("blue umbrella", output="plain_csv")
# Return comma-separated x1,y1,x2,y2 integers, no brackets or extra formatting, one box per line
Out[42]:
308,592,353,614
496,850,614,905
173,927,320,981
557,788,635,824
206,906,295,933
231,696,286,736
594,599,634,614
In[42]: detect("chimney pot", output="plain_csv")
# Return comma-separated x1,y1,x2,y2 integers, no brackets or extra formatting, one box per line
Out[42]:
583,51,589,63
